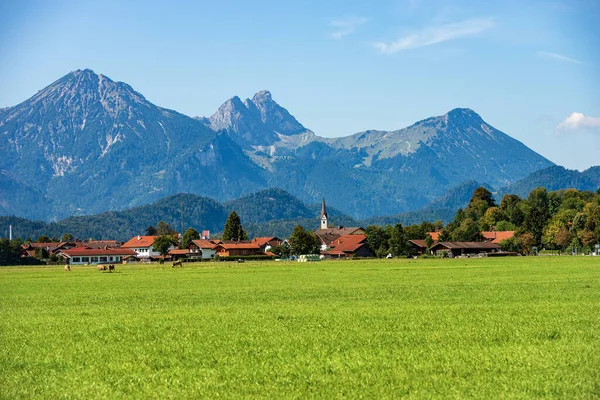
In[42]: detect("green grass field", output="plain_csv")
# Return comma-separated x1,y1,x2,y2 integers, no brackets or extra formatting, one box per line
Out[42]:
1,257,599,398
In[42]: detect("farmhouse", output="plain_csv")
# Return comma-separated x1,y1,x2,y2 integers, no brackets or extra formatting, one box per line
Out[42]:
408,239,435,255
214,242,264,257
21,241,79,256
321,234,374,258
429,241,501,257
187,239,221,259
121,235,173,260
59,248,137,265
251,236,284,252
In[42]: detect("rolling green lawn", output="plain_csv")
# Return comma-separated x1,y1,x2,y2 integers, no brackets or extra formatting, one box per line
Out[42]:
1,257,599,398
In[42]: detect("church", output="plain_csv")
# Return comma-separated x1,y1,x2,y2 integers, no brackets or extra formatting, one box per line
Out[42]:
314,197,373,258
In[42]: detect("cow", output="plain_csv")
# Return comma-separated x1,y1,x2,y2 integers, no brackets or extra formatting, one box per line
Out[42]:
64,265,71,272
97,265,107,271
171,260,183,268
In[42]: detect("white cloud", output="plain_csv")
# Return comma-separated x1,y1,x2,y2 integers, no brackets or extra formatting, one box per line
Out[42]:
374,18,494,55
329,16,369,39
537,51,584,65
557,112,600,133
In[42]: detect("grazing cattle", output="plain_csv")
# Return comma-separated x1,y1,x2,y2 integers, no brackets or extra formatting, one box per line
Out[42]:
64,265,71,272
171,260,183,268
108,264,115,272
97,265,107,271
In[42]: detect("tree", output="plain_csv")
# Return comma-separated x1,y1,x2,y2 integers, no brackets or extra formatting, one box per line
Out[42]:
495,220,517,231
145,226,157,236
470,187,496,208
156,221,174,236
222,211,247,241
500,194,525,226
499,236,522,253
387,224,407,256
34,247,48,259
365,225,389,257
479,207,503,231
519,232,535,255
425,235,434,250
451,218,482,242
524,188,551,246
289,226,320,255
60,233,73,242
0,239,22,266
37,235,51,243
153,235,176,258
182,228,200,249
554,226,573,252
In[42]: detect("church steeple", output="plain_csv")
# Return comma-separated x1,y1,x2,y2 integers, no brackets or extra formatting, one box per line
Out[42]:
320,196,328,230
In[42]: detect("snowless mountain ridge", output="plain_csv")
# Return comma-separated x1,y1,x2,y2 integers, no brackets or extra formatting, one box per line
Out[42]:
0,69,554,220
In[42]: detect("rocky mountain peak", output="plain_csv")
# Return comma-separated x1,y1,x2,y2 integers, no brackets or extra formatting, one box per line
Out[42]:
445,108,484,126
252,90,272,103
208,90,309,146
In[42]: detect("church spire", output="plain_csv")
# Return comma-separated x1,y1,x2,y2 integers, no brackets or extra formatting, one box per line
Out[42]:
320,196,328,230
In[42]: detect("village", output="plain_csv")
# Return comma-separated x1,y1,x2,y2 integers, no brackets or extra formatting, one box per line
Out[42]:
16,198,516,266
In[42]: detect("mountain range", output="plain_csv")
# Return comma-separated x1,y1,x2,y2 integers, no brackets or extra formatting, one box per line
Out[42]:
1,69,556,221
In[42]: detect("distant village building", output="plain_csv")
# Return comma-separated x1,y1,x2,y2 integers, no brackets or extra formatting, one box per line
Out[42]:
321,234,373,258
187,239,221,259
214,242,264,257
121,235,174,260
315,196,367,255
59,248,137,265
429,242,501,257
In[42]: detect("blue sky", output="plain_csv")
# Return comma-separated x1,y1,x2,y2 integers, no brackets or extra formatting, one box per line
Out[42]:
1,0,598,170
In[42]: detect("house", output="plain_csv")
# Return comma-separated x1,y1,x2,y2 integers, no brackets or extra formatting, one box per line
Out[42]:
168,249,190,260
214,242,264,257
481,231,515,244
408,239,436,255
315,197,365,250
121,235,173,260
429,241,501,257
187,239,221,259
251,237,284,252
22,241,79,256
321,234,374,258
58,248,137,265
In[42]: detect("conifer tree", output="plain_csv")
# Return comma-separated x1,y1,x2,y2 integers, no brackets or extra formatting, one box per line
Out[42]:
222,211,246,241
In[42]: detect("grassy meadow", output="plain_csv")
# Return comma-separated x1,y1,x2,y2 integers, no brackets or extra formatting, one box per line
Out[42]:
0,257,599,398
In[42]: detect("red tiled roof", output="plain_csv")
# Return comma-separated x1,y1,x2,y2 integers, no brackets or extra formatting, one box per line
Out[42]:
409,239,427,248
191,239,220,249
169,249,190,255
481,231,515,244
315,227,364,245
252,237,280,246
327,234,367,253
409,239,438,248
427,232,440,241
60,248,137,257
121,236,158,248
216,242,262,250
